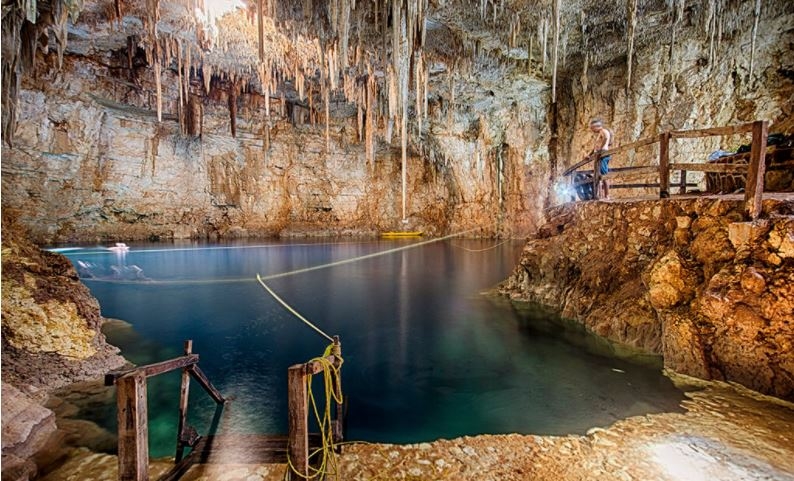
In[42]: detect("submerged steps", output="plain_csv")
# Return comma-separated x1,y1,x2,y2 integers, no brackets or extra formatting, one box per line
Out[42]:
159,434,322,481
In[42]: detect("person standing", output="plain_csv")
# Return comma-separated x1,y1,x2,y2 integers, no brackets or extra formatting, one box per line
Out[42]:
584,117,613,199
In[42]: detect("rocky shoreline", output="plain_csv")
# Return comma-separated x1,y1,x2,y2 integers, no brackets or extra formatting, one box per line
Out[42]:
1,219,126,481
499,196,794,401
38,376,794,481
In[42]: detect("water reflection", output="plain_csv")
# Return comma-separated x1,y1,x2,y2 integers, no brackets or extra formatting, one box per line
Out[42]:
58,239,684,457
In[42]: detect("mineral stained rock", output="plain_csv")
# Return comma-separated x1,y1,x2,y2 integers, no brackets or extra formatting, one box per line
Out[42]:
1,219,126,389
500,196,794,401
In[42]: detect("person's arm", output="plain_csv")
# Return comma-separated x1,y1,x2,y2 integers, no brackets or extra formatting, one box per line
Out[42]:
596,130,611,152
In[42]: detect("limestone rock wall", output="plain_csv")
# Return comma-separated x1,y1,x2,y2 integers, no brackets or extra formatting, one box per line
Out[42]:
1,50,550,243
499,197,794,401
1,219,125,389
556,2,794,196
1,220,126,480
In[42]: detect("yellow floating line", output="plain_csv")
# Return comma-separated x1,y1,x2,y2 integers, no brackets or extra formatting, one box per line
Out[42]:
381,231,423,237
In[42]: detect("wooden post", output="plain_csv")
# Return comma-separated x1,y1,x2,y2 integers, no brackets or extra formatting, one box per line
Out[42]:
745,120,768,220
287,365,309,479
117,373,148,481
175,340,192,463
659,132,670,198
332,336,343,444
592,153,602,199
679,170,687,194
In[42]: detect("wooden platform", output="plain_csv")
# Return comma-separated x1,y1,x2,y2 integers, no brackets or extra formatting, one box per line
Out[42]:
159,433,322,481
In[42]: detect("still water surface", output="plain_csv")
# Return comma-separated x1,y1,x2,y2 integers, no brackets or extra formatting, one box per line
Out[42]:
60,239,684,457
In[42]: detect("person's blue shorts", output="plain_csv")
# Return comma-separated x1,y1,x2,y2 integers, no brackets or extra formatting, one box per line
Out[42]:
599,155,611,175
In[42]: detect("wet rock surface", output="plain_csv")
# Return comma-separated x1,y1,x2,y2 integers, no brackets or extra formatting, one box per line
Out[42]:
39,379,794,481
1,220,125,389
500,196,794,401
1,221,126,480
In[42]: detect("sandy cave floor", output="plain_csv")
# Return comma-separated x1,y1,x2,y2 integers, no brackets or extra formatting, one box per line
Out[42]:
41,375,794,481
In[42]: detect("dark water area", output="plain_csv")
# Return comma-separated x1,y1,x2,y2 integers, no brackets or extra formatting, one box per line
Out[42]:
55,239,685,457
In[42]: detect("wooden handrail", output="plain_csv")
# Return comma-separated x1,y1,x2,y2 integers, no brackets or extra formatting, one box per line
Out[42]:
668,162,749,173
558,120,770,219
109,341,226,481
669,122,754,138
105,354,199,385
600,134,659,157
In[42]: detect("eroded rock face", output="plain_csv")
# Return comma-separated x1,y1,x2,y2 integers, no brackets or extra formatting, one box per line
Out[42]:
1,383,57,481
500,197,794,400
1,49,550,243
556,2,794,200
1,219,125,389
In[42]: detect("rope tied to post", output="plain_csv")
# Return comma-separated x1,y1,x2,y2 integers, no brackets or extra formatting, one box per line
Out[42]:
256,276,344,479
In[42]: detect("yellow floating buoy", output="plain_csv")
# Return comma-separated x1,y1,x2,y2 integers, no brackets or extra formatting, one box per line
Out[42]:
381,231,423,237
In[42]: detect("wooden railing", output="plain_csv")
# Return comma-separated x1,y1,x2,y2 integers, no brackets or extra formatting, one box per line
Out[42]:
562,120,770,220
106,340,226,481
287,336,344,479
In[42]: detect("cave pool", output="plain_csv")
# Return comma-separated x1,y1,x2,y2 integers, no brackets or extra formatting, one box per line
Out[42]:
57,238,685,457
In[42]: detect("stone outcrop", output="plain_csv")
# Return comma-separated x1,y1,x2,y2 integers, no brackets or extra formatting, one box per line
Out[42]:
500,196,794,401
1,383,58,481
1,219,126,389
1,220,126,479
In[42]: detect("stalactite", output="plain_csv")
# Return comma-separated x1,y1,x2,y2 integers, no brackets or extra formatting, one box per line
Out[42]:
154,48,162,122
202,63,211,94
748,0,761,84
415,51,422,135
177,41,184,134
540,17,548,74
668,0,684,65
707,0,717,66
626,0,637,93
528,34,533,74
257,0,264,63
551,0,560,101
229,79,238,137
365,62,375,168
339,0,350,73
324,83,330,152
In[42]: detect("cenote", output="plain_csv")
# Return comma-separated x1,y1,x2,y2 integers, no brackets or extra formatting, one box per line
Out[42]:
59,239,684,457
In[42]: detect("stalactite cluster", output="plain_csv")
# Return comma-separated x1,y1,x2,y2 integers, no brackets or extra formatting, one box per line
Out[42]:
1,0,84,146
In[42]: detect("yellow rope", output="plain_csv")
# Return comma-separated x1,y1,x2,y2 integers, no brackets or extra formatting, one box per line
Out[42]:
80,228,480,286
256,275,334,343
449,239,512,252
284,344,344,480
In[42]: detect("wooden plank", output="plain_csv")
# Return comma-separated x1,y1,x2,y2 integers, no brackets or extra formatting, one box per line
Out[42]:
659,132,670,198
745,120,768,220
601,135,659,157
592,154,602,199
106,354,199,385
288,366,309,480
175,340,193,463
670,123,754,138
669,162,749,173
188,365,225,404
602,166,661,179
561,156,593,176
117,373,148,481
679,170,687,194
332,336,344,444
610,182,698,189
562,135,658,176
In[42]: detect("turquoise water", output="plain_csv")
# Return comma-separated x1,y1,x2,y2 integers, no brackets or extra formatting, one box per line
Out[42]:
59,239,684,457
